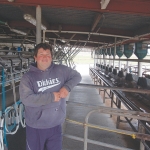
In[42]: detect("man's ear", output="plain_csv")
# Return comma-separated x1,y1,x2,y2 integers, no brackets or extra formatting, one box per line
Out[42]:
34,56,37,62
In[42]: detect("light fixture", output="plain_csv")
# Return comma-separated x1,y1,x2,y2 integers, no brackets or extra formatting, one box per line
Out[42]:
7,0,15,2
60,39,66,43
24,14,47,30
100,0,110,9
45,40,49,43
10,28,27,35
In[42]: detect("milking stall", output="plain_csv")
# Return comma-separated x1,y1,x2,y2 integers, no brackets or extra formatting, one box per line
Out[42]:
0,0,150,150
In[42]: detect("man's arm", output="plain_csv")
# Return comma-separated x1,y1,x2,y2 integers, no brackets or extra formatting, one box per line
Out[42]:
59,87,69,98
61,66,82,93
19,75,60,107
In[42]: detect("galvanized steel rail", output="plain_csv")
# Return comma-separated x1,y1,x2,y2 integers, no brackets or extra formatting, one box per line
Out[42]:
64,101,150,150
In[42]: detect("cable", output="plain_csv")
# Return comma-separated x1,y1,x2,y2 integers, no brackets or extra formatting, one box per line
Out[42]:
0,116,4,150
18,103,26,128
4,105,20,135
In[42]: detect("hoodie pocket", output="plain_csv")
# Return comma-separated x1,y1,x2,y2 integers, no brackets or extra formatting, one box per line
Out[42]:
36,105,65,126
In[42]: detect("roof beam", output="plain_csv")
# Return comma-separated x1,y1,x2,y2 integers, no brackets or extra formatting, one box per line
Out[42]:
1,0,150,16
48,37,107,45
46,30,132,39
91,13,102,32
48,24,134,37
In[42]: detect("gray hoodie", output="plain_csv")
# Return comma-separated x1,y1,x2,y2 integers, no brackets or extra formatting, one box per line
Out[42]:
19,62,81,129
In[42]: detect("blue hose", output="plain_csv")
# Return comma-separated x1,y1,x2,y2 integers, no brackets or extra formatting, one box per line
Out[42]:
2,68,8,148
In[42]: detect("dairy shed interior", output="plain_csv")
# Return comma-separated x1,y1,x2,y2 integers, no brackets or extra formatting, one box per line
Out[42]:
0,0,150,150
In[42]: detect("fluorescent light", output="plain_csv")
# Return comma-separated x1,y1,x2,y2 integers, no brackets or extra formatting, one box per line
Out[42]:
100,0,110,9
60,39,66,43
24,14,47,30
7,0,14,2
10,28,27,35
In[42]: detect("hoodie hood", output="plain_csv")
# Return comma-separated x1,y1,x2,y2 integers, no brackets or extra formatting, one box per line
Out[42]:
29,62,54,73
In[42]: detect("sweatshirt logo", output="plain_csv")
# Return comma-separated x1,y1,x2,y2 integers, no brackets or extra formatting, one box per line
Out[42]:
37,78,61,92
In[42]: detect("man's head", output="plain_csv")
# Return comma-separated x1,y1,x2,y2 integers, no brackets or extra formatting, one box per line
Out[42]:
34,43,53,71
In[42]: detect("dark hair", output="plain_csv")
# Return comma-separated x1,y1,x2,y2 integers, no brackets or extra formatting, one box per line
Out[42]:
34,43,53,57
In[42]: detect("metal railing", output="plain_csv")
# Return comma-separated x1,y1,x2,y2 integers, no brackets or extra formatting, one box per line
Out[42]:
89,67,150,149
64,101,150,150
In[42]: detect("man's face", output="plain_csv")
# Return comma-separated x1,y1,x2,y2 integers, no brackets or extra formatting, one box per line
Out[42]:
34,48,52,71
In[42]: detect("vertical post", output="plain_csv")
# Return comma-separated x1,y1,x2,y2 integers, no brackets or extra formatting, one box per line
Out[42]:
2,69,6,113
43,30,45,43
109,55,111,66
110,92,114,117
103,54,106,65
103,88,106,103
94,50,96,68
116,98,121,128
36,5,41,44
84,122,88,150
119,57,121,70
2,68,8,149
98,54,100,65
138,122,145,150
126,59,129,73
138,62,142,77
100,55,102,65
105,55,107,66
113,37,117,69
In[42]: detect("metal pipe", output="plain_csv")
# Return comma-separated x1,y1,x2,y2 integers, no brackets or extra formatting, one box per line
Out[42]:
138,62,142,77
77,83,150,94
36,5,41,44
109,55,111,66
103,54,106,65
94,50,96,68
48,37,106,44
0,50,33,55
45,30,131,38
43,30,45,43
20,30,30,47
66,101,150,120
0,77,21,85
113,37,117,69
94,58,150,63
126,59,129,73
101,32,150,49
64,134,134,150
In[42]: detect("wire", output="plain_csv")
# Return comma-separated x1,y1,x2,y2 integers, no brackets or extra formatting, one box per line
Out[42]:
0,117,4,150
18,103,26,128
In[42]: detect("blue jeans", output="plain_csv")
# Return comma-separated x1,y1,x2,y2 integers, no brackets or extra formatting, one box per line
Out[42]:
26,125,62,150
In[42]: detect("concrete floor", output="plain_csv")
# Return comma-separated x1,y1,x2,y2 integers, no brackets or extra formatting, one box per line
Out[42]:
7,64,139,150
62,65,139,150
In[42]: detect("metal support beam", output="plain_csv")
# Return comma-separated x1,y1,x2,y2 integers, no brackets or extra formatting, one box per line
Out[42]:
94,57,150,63
138,62,142,77
46,30,131,39
36,5,41,44
77,83,150,94
113,37,116,69
119,57,121,70
126,59,129,73
91,13,102,32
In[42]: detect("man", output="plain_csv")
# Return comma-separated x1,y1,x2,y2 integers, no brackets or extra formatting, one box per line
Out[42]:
19,43,82,150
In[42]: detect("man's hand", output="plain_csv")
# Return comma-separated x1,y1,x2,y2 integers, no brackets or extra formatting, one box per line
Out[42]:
59,87,69,98
53,92,61,102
